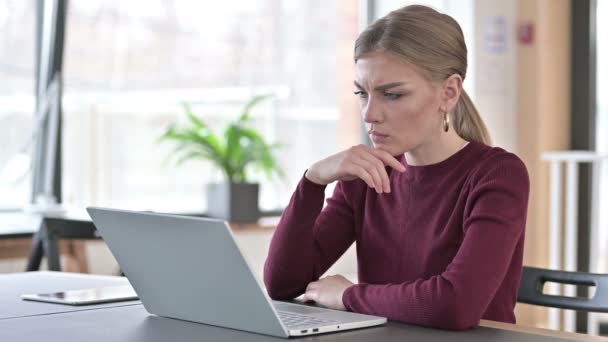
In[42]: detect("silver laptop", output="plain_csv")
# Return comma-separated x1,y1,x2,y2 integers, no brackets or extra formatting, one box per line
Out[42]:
86,207,387,338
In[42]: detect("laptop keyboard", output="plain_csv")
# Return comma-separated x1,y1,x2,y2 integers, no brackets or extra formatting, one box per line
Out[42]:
277,310,336,328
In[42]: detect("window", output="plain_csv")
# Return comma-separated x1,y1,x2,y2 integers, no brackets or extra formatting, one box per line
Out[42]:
0,0,36,209
62,0,359,212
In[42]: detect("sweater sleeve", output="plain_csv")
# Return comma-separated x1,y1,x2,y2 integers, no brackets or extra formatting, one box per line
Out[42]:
263,173,357,300
342,156,530,330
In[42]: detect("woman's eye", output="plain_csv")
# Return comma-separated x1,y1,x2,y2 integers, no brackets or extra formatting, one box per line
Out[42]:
354,91,368,98
384,93,402,100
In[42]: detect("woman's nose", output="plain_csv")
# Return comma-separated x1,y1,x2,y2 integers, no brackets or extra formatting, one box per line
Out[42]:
362,98,382,123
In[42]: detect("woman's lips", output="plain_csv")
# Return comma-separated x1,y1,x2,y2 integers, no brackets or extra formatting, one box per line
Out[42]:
370,132,389,143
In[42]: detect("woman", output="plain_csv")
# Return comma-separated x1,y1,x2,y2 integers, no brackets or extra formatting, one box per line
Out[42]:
264,5,529,330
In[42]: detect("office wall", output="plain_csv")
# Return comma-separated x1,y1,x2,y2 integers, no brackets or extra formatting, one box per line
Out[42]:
471,0,571,329
473,0,518,153
515,0,571,329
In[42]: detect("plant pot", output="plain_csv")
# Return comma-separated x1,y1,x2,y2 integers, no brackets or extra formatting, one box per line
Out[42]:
206,182,260,223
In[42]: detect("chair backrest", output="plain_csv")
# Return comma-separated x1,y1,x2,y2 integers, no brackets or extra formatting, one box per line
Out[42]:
517,266,608,313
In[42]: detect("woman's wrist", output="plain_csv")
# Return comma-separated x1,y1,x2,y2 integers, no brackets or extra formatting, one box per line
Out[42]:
341,284,355,311
304,165,328,185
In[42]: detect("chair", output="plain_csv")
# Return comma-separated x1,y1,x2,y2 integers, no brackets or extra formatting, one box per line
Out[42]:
517,266,608,312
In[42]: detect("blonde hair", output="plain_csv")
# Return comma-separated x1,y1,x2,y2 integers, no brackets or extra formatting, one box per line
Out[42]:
354,5,491,145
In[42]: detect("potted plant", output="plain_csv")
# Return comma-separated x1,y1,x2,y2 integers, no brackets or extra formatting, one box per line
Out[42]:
160,94,284,223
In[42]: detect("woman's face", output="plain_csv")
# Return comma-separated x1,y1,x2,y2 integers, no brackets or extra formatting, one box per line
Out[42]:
355,50,445,157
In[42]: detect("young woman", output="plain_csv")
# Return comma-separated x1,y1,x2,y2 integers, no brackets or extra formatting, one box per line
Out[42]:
264,5,529,330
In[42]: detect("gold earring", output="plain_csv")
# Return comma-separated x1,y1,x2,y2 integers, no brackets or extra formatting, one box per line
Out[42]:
442,111,450,132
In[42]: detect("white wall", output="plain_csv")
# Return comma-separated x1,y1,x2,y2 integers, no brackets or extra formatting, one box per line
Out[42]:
473,0,518,152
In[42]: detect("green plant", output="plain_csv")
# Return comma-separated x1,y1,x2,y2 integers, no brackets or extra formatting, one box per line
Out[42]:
160,94,284,183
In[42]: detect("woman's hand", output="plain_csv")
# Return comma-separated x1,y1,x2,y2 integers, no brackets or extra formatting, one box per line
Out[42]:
305,144,406,193
301,275,354,311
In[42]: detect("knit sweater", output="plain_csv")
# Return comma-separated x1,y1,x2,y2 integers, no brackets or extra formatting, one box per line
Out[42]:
264,141,530,330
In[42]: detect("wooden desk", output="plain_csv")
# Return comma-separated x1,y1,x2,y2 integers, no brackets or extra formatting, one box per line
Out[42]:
0,211,280,273
0,238,88,272
0,211,92,273
480,320,607,341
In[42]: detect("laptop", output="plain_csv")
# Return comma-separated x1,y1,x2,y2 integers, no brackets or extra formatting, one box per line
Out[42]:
86,207,387,338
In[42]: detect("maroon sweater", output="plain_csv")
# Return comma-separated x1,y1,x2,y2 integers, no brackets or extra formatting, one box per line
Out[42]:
264,141,529,330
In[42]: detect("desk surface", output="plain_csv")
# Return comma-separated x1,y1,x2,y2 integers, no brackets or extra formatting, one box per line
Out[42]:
0,212,42,237
1,272,606,341
0,304,585,342
0,271,140,319
0,210,279,274
0,210,91,238
0,210,280,238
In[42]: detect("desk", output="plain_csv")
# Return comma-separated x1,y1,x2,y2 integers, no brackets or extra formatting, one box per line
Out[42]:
0,272,605,341
0,210,281,273
0,212,42,238
0,213,41,265
0,271,139,319
0,210,97,272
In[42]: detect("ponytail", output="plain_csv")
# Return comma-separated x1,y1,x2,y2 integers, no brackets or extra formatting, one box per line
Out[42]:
453,89,492,145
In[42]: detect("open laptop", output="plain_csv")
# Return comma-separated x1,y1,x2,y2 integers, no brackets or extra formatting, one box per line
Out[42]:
86,207,387,338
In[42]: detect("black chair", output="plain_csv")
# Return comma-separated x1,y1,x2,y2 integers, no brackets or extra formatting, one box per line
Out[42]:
517,266,608,312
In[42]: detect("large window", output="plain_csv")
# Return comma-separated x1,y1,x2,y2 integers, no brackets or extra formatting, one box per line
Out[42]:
0,0,36,209
62,1,358,212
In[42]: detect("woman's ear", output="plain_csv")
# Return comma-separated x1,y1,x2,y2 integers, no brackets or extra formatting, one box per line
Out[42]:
442,74,463,112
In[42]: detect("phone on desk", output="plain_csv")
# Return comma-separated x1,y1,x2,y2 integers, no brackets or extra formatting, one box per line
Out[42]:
21,285,138,305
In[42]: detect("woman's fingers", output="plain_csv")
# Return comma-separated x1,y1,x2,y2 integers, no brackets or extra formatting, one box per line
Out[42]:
303,282,319,302
302,291,317,303
351,156,385,193
305,281,318,292
349,145,401,193
367,147,406,172
357,152,391,192
307,144,405,190
344,162,378,192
